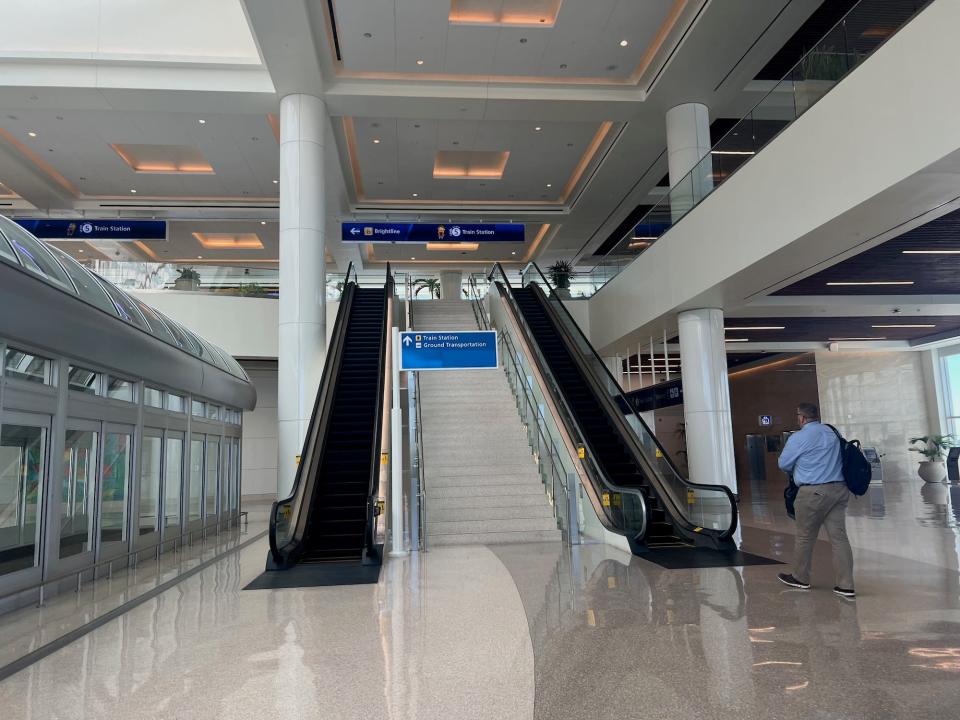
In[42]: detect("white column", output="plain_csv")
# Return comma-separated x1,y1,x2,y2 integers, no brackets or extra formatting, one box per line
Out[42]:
678,308,737,492
665,103,713,220
277,93,327,497
439,270,463,300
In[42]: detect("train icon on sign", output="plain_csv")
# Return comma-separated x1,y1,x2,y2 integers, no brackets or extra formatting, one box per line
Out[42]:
80,223,93,234
449,226,462,237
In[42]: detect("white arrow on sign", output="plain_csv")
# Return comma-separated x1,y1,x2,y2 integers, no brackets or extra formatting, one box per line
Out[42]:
350,227,360,236
402,336,413,346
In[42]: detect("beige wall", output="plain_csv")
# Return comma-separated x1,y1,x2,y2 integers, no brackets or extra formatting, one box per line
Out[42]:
816,351,932,478
239,361,278,498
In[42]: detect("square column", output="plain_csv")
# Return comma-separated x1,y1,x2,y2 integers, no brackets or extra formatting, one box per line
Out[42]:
278,93,327,496
678,308,737,492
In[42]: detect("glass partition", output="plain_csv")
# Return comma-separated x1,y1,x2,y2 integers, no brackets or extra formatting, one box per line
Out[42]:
59,427,97,558
100,430,132,545
164,433,184,529
139,433,162,536
188,436,204,523
0,421,46,576
205,436,220,520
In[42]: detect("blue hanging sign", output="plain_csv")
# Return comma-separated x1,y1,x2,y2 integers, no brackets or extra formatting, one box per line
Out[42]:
15,218,167,241
342,222,524,243
400,330,498,371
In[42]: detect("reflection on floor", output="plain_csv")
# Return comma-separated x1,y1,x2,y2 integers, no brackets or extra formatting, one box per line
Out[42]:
1,474,960,719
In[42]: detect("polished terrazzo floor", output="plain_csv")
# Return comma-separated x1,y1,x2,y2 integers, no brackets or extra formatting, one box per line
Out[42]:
2,473,960,719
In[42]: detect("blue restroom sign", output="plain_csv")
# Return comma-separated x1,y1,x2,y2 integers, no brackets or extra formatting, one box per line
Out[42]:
400,331,498,371
759,415,773,427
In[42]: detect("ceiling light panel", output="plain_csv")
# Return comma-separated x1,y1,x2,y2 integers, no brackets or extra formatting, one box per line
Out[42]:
426,242,480,251
192,232,264,250
449,0,564,27
433,150,511,180
111,143,214,174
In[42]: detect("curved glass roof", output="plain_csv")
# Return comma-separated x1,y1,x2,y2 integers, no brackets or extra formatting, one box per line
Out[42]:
0,215,249,382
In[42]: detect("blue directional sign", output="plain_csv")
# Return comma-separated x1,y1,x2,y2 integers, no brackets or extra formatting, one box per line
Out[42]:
15,218,167,241
400,330,498,371
342,222,524,243
759,415,773,427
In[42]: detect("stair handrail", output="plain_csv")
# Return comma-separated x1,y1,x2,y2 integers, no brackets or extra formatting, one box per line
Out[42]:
268,262,358,567
520,261,737,543
363,263,394,562
487,263,648,544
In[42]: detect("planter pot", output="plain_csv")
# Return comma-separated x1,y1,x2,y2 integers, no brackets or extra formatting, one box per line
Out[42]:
918,460,946,484
174,278,200,291
554,287,572,300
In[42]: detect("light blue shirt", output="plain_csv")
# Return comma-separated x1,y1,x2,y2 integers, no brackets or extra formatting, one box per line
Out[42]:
778,421,844,486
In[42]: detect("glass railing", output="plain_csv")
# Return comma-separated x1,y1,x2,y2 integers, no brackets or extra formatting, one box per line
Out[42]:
85,260,280,298
483,269,648,543
583,0,933,295
518,262,737,538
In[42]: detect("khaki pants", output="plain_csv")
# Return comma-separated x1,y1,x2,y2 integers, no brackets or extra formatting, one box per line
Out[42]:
793,482,854,589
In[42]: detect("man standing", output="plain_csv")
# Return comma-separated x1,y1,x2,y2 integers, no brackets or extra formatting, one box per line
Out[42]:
776,402,856,598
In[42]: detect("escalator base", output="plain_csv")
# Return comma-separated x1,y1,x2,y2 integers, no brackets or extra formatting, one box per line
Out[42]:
244,560,382,590
637,547,783,570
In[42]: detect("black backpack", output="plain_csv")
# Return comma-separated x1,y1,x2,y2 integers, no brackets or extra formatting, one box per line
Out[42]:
827,425,872,495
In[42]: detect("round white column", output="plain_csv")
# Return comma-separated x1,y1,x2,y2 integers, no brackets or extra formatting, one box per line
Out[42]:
665,103,713,220
277,93,327,497
678,308,737,492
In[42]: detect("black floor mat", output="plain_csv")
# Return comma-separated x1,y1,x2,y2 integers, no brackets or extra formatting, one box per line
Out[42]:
244,562,381,590
638,547,783,570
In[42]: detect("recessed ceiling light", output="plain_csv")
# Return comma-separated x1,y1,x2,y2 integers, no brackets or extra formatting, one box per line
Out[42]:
826,281,914,286
272,179,279,184
723,326,786,331
725,338,750,342
198,119,206,124
619,39,629,47
871,324,936,328
197,255,203,259
78,248,84,253
511,251,516,255
130,189,137,193
828,337,886,341
902,249,960,254
711,150,756,156
27,131,37,137
260,221,267,225
416,59,424,65
412,193,419,197
534,126,542,131
373,138,381,144
410,256,416,260
546,183,552,188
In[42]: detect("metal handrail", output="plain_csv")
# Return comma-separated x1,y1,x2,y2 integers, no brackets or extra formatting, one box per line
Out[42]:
0,511,247,606
413,370,428,551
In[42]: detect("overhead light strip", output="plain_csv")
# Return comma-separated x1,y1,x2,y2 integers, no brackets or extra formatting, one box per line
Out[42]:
724,326,786,331
902,249,960,254
871,324,936,328
826,281,914,286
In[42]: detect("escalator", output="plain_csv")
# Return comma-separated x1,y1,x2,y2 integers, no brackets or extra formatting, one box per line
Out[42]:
490,263,737,553
268,264,391,569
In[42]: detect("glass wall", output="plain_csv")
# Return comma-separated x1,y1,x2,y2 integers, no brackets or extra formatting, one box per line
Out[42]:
59,427,98,558
942,349,960,437
100,430,132,545
164,434,184,530
0,422,45,577
189,436,204,523
205,437,220,520
139,433,162,536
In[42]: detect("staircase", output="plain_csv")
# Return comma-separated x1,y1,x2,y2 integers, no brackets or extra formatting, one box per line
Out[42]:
413,300,561,546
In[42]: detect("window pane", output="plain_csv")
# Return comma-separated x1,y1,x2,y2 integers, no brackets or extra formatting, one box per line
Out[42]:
92,274,150,331
189,438,203,521
101,432,132,544
0,220,73,290
60,429,97,558
205,438,220,518
45,246,116,315
0,423,45,576
231,438,241,512
207,404,220,421
107,377,134,402
4,348,51,385
68,365,99,394
164,436,183,528
144,386,163,408
220,441,229,514
192,400,205,417
132,297,179,346
944,354,960,418
163,316,202,356
166,393,185,413
0,224,18,263
139,435,161,536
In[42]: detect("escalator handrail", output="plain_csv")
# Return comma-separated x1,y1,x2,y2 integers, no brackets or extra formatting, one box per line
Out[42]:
486,265,648,540
363,263,394,560
519,262,738,539
269,263,358,565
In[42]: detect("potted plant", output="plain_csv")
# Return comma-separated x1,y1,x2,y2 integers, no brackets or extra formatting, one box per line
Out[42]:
909,435,955,483
174,267,200,291
547,260,575,299
413,278,441,299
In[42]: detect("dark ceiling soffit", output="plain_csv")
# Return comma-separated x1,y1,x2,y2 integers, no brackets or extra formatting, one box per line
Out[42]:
910,328,960,347
591,203,654,257
712,0,794,91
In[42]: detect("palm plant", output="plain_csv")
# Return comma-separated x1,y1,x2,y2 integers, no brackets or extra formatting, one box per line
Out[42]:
909,435,955,462
413,277,441,299
546,260,575,289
